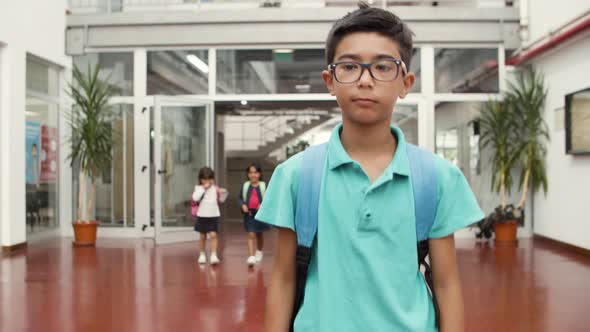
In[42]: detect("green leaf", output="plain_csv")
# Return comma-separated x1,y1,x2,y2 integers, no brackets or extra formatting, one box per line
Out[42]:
65,64,116,179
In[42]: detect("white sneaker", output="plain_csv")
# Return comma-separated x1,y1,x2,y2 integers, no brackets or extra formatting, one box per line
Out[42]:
247,256,257,266
198,252,207,264
210,253,220,265
255,250,264,263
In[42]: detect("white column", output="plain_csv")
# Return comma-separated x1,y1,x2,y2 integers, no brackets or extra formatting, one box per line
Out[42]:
418,46,435,152
0,44,8,245
135,49,147,98
208,48,217,97
0,47,27,246
208,48,217,170
60,61,73,237
133,49,152,236
498,44,507,94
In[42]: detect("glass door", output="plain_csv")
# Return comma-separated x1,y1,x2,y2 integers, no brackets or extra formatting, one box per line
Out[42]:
153,96,214,244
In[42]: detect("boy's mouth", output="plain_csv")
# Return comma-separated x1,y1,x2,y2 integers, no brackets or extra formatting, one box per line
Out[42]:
352,98,377,107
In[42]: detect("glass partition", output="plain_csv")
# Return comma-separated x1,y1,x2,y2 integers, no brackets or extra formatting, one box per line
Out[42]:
25,56,60,234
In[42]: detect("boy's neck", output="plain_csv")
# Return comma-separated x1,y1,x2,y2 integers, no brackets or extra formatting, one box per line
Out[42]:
340,119,397,157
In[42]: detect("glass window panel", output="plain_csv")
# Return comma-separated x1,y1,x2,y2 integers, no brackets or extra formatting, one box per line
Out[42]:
26,57,59,96
160,106,208,227
393,104,418,144
217,49,326,94
73,52,134,96
217,48,420,94
435,48,499,93
147,50,209,95
25,57,60,234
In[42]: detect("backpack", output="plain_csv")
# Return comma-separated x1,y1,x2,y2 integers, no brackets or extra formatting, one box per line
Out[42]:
191,186,220,218
241,181,267,204
291,142,440,330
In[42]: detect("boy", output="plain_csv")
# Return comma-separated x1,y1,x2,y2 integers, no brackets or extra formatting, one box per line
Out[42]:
256,2,484,331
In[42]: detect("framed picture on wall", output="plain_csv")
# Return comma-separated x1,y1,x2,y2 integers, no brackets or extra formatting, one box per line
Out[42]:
565,87,590,155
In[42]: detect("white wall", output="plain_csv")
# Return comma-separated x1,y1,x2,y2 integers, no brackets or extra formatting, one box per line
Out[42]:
528,2,590,249
0,0,71,246
527,0,590,42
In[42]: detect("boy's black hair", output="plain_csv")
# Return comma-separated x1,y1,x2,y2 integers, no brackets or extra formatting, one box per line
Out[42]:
325,1,414,70
246,162,263,181
198,167,215,181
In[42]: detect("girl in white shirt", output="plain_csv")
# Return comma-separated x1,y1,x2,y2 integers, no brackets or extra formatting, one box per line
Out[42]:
193,167,228,265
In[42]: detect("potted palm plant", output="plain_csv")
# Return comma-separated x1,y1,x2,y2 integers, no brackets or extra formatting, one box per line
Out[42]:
66,64,116,246
479,68,548,244
509,69,549,214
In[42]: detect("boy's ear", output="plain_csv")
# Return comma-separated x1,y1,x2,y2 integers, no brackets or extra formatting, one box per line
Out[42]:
399,72,416,99
322,70,336,96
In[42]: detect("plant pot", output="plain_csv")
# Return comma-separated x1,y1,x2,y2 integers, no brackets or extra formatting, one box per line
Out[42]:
494,220,518,244
72,221,98,246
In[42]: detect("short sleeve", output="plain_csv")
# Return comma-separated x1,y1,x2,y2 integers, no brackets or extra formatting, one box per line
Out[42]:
255,156,302,231
429,160,485,238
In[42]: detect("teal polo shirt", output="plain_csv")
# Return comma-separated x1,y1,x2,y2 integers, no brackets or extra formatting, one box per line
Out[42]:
256,124,484,332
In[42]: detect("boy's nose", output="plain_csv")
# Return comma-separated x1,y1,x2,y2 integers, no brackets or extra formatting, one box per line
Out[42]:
357,67,375,88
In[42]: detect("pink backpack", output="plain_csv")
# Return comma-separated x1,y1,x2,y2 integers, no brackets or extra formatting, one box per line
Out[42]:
191,186,220,217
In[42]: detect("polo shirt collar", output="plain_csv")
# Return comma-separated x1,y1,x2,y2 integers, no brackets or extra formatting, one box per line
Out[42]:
327,123,410,177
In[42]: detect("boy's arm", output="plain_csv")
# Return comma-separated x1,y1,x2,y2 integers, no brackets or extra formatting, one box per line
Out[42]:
429,235,464,332
264,227,297,332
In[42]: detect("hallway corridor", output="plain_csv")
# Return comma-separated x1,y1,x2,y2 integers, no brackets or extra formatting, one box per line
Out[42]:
1,223,589,331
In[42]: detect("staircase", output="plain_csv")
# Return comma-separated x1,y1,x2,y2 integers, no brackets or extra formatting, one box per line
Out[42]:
225,114,333,160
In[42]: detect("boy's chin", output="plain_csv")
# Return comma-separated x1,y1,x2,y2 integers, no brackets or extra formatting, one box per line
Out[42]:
343,111,391,127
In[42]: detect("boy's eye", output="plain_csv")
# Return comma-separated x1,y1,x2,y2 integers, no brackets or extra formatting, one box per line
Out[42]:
341,63,359,71
374,62,394,72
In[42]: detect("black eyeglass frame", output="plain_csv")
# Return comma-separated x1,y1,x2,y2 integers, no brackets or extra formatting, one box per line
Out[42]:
328,59,408,84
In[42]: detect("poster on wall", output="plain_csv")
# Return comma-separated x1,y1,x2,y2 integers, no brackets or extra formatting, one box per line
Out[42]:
565,88,590,154
39,125,58,183
26,121,41,185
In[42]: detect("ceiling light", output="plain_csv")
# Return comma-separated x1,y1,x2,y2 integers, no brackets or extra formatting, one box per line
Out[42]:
273,49,294,54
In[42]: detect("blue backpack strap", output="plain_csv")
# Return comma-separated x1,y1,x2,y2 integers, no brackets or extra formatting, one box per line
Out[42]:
291,142,328,331
406,143,438,241
295,143,328,248
406,143,440,328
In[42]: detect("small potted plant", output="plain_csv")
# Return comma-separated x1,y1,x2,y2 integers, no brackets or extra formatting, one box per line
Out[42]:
478,68,548,244
66,64,116,246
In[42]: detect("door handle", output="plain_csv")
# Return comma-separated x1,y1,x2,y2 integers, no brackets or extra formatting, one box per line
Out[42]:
141,165,148,173
158,169,167,175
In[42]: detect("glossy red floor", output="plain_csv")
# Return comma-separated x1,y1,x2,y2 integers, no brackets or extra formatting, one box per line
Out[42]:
1,223,589,332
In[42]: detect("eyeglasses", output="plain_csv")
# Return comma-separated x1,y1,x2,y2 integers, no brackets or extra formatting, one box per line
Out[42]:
328,59,407,84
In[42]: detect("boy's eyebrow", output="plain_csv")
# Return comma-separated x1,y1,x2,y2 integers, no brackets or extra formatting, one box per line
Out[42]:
335,53,399,62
